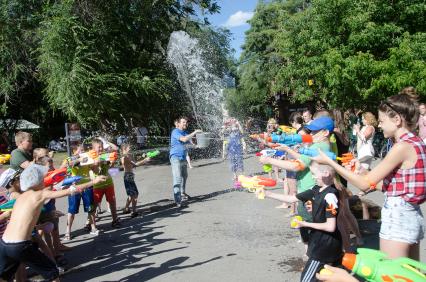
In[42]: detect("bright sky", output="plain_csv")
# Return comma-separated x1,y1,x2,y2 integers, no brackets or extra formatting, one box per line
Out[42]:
204,0,258,59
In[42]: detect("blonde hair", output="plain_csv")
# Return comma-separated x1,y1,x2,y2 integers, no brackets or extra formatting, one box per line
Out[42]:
362,112,377,127
267,118,277,125
313,110,331,119
14,131,32,145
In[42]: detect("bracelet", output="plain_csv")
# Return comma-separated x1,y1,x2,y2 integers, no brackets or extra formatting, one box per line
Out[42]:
363,176,377,190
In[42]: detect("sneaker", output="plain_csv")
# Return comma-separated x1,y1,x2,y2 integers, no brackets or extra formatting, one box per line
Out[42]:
176,203,182,208
90,229,100,236
57,266,65,275
181,193,190,200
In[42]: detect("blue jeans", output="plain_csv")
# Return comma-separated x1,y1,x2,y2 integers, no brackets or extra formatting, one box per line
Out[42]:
170,157,188,203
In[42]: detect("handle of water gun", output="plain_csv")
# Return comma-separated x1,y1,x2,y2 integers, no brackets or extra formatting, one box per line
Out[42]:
316,265,358,282
248,184,264,193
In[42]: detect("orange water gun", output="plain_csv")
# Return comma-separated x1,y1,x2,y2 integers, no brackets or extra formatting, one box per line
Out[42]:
44,167,68,187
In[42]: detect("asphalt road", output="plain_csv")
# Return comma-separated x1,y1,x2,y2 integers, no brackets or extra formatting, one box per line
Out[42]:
50,155,425,282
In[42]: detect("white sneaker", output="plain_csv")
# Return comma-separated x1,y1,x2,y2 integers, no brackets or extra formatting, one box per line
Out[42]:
90,229,100,236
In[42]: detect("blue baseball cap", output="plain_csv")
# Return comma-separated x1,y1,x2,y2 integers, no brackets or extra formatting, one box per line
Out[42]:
305,116,335,132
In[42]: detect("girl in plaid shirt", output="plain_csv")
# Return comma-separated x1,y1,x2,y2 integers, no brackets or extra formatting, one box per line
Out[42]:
314,87,425,261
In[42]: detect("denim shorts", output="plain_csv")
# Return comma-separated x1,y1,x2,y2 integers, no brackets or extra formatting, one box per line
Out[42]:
380,196,425,244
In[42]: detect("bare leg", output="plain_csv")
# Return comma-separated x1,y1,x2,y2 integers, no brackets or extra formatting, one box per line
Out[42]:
109,200,118,222
66,213,75,236
131,196,138,213
409,243,420,261
380,238,412,259
88,212,97,231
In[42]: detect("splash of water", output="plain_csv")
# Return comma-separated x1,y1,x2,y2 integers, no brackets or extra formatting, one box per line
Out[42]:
167,31,225,132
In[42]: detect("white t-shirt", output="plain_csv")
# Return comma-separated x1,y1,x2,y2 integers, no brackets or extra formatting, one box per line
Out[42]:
135,127,148,144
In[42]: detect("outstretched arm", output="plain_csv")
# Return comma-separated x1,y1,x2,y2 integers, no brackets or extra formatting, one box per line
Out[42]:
262,190,299,203
299,217,336,233
313,142,411,192
259,156,304,172
41,176,107,200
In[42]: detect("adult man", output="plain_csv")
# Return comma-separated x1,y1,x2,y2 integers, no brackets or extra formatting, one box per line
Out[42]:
302,110,313,125
418,103,426,142
134,125,148,150
10,131,33,172
169,117,201,207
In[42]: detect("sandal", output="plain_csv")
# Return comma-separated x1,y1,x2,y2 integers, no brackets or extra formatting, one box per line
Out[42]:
111,219,121,228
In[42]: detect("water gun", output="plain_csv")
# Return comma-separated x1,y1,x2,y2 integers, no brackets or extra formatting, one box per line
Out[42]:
145,150,160,158
0,199,46,212
250,133,313,146
61,176,82,187
256,150,285,173
44,167,67,187
0,154,11,164
290,215,303,228
237,175,277,193
298,148,355,168
80,150,118,166
255,149,285,158
341,248,426,282
278,125,297,134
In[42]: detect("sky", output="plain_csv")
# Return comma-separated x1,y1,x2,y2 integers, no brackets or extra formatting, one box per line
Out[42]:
203,0,258,59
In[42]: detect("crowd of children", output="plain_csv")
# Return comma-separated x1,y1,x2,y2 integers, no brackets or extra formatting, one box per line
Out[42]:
255,87,425,281
0,131,152,281
0,87,425,281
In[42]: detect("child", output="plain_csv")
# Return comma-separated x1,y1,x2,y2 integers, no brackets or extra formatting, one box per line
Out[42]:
226,118,246,183
62,145,98,239
258,161,343,282
314,88,425,260
91,138,120,227
10,131,33,172
33,149,71,258
121,143,151,217
260,117,334,254
0,164,105,282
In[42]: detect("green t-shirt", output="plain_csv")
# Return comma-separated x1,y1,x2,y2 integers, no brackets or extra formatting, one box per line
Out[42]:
10,149,32,172
93,162,113,189
296,142,330,193
69,163,91,184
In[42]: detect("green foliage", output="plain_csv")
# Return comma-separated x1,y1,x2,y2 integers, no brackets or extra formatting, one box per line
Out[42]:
232,0,426,115
1,0,227,136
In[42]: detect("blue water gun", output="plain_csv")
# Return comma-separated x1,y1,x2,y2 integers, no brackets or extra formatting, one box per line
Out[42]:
298,148,337,160
61,176,83,187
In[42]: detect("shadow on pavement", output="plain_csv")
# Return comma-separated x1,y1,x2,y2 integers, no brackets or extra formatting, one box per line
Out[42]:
62,188,238,281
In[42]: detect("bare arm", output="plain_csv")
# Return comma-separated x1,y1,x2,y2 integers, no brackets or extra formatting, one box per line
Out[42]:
179,130,202,143
259,156,304,172
0,211,11,222
20,161,31,169
263,190,299,203
134,157,150,167
41,176,106,200
313,142,411,191
299,217,336,233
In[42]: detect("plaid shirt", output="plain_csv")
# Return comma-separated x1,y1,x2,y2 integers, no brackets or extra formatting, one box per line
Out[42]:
383,132,426,205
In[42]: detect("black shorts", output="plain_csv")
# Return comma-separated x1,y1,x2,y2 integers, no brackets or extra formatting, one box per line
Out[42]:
124,172,139,197
0,239,58,281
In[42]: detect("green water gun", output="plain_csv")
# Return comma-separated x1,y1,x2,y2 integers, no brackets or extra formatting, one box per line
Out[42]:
145,150,160,158
342,248,426,282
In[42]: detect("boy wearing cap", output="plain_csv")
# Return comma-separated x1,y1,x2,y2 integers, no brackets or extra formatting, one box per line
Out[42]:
0,164,106,282
259,116,334,257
